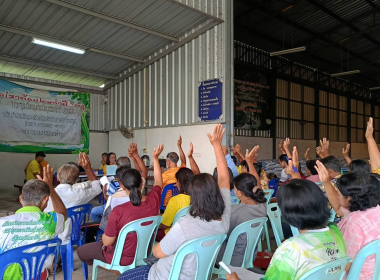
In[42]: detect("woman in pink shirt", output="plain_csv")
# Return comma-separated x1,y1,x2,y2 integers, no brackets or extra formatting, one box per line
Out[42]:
316,161,380,280
305,159,321,183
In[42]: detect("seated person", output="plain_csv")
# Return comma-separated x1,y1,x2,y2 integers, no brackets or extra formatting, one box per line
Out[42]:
0,166,67,280
44,153,101,212
77,144,163,267
118,124,231,280
156,168,194,241
223,179,347,280
320,155,342,189
278,154,290,184
99,152,108,170
26,151,46,181
102,152,117,175
349,159,370,174
216,172,267,266
305,159,321,183
161,136,187,206
316,160,380,280
90,156,132,222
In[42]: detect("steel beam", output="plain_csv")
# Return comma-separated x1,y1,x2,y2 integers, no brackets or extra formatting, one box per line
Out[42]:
0,55,116,80
0,24,144,63
45,0,179,42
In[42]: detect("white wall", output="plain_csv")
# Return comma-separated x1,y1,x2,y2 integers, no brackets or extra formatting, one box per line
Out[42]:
0,132,108,188
109,124,226,175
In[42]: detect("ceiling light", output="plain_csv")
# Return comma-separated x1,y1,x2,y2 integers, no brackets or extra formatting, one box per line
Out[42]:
32,38,85,54
331,70,360,77
99,84,105,88
270,47,306,56
370,87,380,90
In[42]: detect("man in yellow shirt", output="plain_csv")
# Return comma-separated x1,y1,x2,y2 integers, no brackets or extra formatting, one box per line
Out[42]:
26,151,46,181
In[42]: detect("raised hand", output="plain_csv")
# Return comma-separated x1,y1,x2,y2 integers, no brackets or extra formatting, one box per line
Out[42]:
233,144,241,155
177,136,182,147
207,124,225,147
366,117,374,139
304,148,310,161
245,146,259,163
36,164,54,187
342,143,350,158
187,143,194,158
315,160,330,184
78,153,92,170
153,144,164,159
278,140,284,150
319,138,330,158
283,138,290,149
129,143,138,155
292,146,299,171
316,146,322,158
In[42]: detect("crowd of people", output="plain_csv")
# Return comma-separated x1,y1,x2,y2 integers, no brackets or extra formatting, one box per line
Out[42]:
1,118,380,280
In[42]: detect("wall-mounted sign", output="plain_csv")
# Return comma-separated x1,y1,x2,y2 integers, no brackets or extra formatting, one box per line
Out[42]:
198,78,223,122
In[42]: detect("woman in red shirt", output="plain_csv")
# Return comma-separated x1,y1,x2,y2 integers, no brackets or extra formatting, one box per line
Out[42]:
77,145,164,266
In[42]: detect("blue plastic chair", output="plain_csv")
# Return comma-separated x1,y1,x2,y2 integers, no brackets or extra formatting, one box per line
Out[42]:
329,208,336,223
346,239,380,280
214,218,267,278
267,203,284,247
168,233,227,280
61,204,93,280
0,239,61,280
173,206,191,225
259,189,275,251
160,183,179,211
92,215,162,279
299,257,351,280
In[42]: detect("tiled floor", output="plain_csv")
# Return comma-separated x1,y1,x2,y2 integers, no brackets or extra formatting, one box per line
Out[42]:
0,186,278,280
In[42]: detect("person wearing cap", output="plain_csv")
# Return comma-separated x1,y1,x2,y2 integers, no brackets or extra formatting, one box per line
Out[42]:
26,151,46,181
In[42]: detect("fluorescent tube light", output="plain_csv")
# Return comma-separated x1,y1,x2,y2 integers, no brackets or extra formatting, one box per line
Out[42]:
270,46,306,56
32,38,85,54
331,70,360,77
369,87,380,90
99,84,105,88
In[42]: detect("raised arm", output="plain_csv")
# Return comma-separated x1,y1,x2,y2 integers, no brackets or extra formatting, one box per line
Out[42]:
304,148,310,161
278,140,287,155
366,118,380,171
319,138,330,158
342,143,352,166
78,153,97,181
153,144,164,188
37,165,67,219
130,143,148,180
223,145,239,178
177,136,186,166
285,147,302,179
283,138,292,159
232,144,245,162
207,124,229,189
245,146,261,187
128,146,141,173
187,143,200,175
315,160,344,216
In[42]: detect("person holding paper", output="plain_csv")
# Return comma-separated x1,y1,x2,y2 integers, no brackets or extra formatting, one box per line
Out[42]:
102,152,117,175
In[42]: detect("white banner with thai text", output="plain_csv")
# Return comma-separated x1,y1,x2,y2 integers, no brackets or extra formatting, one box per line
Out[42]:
0,97,81,144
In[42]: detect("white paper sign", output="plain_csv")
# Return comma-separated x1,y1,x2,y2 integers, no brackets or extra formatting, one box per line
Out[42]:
0,97,81,144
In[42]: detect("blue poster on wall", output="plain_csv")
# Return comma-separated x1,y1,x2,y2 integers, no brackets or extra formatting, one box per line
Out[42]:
198,78,223,122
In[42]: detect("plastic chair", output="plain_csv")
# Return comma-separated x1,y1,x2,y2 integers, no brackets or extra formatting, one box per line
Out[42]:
214,218,267,278
173,206,191,225
267,203,284,247
95,229,104,242
0,239,61,280
160,183,179,211
92,215,162,279
168,233,227,280
264,189,275,204
231,196,240,205
299,257,351,280
61,204,93,280
346,239,380,280
329,208,336,223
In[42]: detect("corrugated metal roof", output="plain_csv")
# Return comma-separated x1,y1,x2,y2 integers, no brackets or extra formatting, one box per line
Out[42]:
0,0,219,87
234,0,380,88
